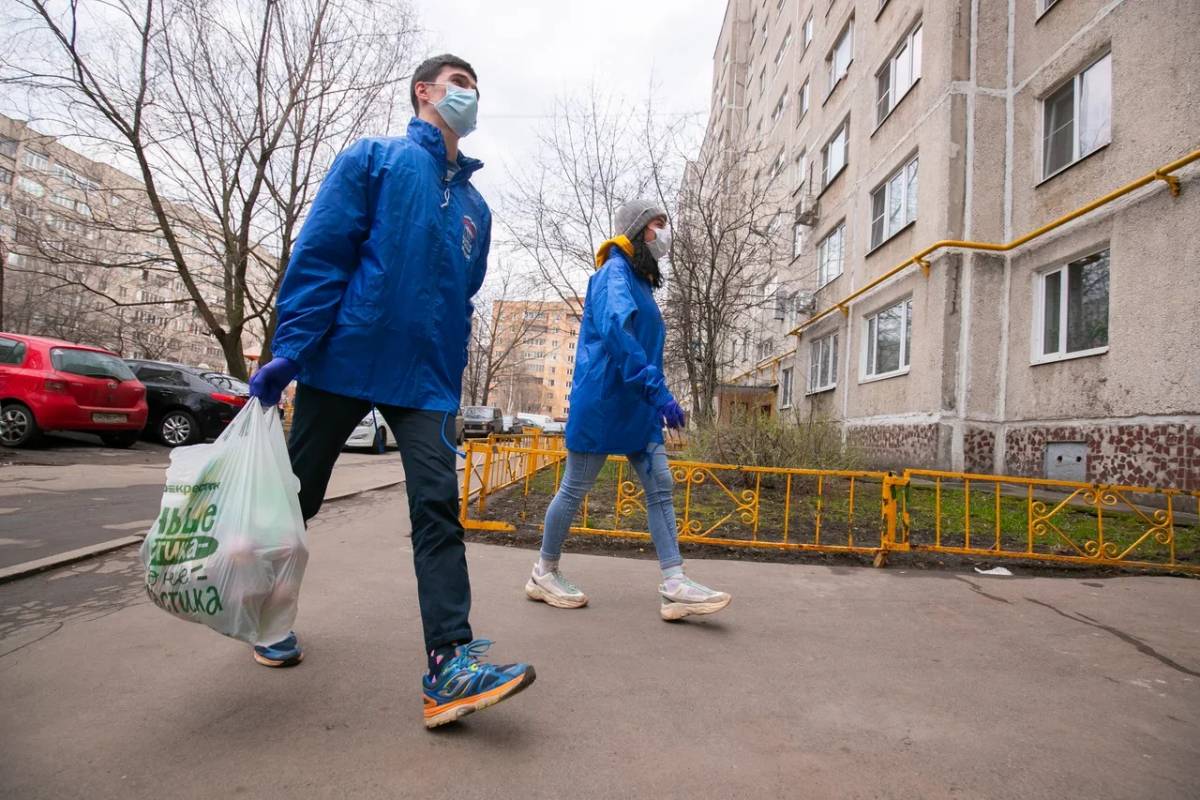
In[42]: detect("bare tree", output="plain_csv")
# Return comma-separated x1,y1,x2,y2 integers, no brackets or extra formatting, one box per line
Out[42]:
647,132,794,425
462,268,548,407
1,0,418,377
501,89,675,319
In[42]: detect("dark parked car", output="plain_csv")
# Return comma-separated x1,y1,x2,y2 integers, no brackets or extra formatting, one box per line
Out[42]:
462,405,503,438
125,359,248,447
0,332,148,448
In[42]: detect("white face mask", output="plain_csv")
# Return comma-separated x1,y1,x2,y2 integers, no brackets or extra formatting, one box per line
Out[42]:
646,226,671,260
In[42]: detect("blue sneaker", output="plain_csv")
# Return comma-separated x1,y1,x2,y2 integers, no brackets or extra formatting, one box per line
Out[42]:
422,640,535,729
253,631,303,668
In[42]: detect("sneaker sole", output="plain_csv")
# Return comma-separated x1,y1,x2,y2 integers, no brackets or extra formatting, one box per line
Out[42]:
660,595,732,621
253,650,305,668
423,666,537,729
525,578,588,609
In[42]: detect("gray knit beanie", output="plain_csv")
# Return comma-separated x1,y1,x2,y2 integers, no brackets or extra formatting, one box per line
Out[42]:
614,199,667,240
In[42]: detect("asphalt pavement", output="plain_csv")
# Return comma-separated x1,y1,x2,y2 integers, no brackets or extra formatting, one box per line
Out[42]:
1,488,1199,799
0,434,411,572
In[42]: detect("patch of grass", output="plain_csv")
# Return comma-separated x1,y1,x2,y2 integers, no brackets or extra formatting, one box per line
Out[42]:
476,462,1199,568
904,483,1198,563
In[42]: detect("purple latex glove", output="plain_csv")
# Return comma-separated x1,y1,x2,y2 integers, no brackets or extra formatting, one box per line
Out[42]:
658,398,686,430
248,357,299,406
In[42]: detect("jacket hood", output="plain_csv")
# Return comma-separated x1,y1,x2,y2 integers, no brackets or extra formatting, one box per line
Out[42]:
594,235,635,268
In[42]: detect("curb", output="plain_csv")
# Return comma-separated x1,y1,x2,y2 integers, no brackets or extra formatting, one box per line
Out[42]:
0,476,423,586
0,535,146,586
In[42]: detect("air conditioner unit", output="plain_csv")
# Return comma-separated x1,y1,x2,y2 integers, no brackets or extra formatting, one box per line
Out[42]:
794,291,816,316
794,195,818,227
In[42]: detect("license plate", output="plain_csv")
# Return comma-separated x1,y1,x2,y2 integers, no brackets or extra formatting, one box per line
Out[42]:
93,413,128,424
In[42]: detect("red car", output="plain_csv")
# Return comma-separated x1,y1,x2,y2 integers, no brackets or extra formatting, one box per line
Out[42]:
0,332,148,448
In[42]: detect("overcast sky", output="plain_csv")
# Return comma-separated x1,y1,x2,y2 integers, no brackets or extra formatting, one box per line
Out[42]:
409,0,727,200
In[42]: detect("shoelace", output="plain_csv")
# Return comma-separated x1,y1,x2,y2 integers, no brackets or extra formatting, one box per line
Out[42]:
550,570,581,594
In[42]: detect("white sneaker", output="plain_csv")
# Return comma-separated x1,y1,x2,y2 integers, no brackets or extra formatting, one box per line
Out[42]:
659,575,731,621
525,565,589,609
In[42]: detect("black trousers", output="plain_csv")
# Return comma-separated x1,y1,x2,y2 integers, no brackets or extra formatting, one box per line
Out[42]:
287,383,472,653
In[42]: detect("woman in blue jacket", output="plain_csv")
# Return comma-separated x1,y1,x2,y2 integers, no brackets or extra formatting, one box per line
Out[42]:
524,200,732,620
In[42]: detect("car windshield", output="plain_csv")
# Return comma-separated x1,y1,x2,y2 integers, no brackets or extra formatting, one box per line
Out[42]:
464,407,495,420
51,348,136,381
201,372,249,394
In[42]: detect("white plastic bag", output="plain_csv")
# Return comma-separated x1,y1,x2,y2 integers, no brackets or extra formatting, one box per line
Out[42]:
141,398,308,646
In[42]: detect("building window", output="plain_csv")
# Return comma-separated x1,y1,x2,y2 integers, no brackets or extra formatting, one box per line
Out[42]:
817,222,845,286
798,79,810,121
865,298,912,378
759,66,767,97
870,155,919,248
780,366,794,408
774,27,793,68
1035,249,1109,361
1039,0,1062,15
771,87,789,124
792,221,805,259
809,333,838,393
1042,53,1111,180
21,149,50,171
771,148,786,178
795,149,808,189
0,166,11,184
821,120,849,187
876,23,922,125
827,20,854,96
0,136,18,158
15,176,44,198
760,16,768,49
802,14,814,50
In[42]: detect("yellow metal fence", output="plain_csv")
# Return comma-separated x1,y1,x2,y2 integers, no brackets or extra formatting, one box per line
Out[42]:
459,441,1199,575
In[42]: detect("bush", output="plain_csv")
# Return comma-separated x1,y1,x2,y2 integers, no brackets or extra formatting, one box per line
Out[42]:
683,409,860,488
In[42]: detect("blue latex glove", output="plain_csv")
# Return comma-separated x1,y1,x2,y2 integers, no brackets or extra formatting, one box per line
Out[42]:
658,399,686,430
248,357,299,406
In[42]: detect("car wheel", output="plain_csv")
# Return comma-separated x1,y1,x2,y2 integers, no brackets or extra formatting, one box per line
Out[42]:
0,402,40,448
159,410,198,447
100,431,139,449
372,427,387,454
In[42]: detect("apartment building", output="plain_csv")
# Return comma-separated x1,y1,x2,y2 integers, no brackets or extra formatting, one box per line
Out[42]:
0,115,255,369
705,0,1200,490
487,299,580,419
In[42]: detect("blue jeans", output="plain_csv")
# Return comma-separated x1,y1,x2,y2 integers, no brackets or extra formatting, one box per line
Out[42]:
540,444,683,570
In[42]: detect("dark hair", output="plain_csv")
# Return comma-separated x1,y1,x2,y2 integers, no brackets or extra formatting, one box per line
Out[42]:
410,54,478,114
629,229,663,289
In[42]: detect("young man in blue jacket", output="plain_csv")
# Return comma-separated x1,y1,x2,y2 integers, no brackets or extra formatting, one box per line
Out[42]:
248,54,535,728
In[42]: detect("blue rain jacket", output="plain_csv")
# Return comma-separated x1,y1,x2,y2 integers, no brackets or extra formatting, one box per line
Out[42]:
271,118,490,412
566,238,673,454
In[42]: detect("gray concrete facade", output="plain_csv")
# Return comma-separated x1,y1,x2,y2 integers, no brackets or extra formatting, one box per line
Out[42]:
707,0,1200,489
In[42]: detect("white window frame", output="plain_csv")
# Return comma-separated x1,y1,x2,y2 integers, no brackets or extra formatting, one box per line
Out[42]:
821,120,849,187
862,297,913,381
817,222,845,287
21,150,50,171
771,87,789,125
779,365,794,408
1031,249,1110,365
1037,0,1062,19
798,79,811,122
869,155,919,249
771,148,786,178
1040,52,1112,181
792,221,805,259
775,27,793,68
802,14,814,50
826,19,854,97
16,176,44,198
875,23,922,127
808,332,838,394
795,148,808,190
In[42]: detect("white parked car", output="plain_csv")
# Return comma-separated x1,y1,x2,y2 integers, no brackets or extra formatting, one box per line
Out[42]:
344,409,392,454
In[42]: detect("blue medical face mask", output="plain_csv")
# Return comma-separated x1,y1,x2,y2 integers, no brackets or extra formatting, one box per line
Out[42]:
433,84,478,138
